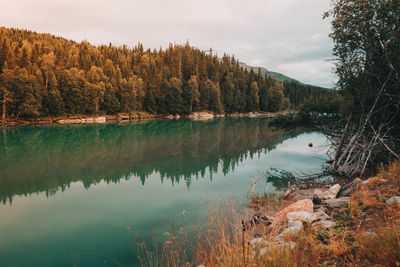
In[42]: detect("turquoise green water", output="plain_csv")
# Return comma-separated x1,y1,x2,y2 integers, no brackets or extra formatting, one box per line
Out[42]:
0,118,329,266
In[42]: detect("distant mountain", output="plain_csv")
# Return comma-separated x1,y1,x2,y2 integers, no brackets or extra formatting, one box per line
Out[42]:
238,62,301,84
238,62,334,108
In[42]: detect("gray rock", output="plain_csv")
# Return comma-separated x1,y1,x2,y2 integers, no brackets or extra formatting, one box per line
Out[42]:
311,211,331,222
386,196,400,205
288,219,303,228
250,237,268,246
337,178,361,197
313,188,324,196
279,241,296,249
313,220,335,229
259,241,296,256
320,184,341,200
286,211,313,223
279,220,303,237
260,247,267,256
323,197,351,208
258,242,279,256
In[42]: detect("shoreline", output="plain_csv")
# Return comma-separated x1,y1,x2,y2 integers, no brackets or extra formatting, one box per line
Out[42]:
192,161,400,266
0,111,279,127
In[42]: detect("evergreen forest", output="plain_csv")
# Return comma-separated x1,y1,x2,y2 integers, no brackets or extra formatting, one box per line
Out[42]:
0,27,332,119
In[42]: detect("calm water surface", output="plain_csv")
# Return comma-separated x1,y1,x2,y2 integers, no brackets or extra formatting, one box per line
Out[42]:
0,118,329,266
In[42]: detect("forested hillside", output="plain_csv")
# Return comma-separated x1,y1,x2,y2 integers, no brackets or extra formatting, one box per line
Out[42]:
0,27,293,119
0,27,336,119
239,62,301,83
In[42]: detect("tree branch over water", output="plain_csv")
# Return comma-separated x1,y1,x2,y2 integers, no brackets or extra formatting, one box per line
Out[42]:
324,0,400,177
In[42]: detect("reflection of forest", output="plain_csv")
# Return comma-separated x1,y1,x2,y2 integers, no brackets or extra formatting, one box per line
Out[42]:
0,118,303,204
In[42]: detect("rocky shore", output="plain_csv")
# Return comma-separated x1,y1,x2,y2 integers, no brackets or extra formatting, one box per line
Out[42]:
246,181,357,255
0,111,276,126
242,166,400,265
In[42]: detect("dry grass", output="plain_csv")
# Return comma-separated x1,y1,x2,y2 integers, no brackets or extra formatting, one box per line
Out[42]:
134,161,400,266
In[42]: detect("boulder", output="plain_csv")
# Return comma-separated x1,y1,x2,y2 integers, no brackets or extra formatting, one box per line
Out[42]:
95,116,106,123
258,241,296,256
190,112,214,120
337,178,361,197
272,199,313,227
313,188,323,196
279,220,303,237
255,242,278,257
319,184,341,200
287,219,303,228
250,237,268,246
323,197,351,208
386,196,400,205
286,211,313,223
279,241,296,249
260,247,269,257
311,211,330,222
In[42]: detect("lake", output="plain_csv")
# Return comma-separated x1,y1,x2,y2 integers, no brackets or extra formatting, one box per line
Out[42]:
0,118,329,266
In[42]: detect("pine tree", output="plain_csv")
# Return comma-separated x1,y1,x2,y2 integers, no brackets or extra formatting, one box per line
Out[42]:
19,47,29,68
145,87,157,114
206,79,224,114
0,41,7,74
165,77,183,114
246,81,259,112
221,72,235,113
184,75,200,113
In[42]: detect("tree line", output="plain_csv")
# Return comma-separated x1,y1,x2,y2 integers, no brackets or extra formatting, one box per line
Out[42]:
0,27,334,119
283,81,335,109
0,27,294,119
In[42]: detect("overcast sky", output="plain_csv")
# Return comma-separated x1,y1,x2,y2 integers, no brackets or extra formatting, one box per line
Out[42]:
0,0,337,88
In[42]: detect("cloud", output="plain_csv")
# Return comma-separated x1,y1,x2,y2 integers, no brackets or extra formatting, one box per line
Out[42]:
0,0,337,87
275,60,336,88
